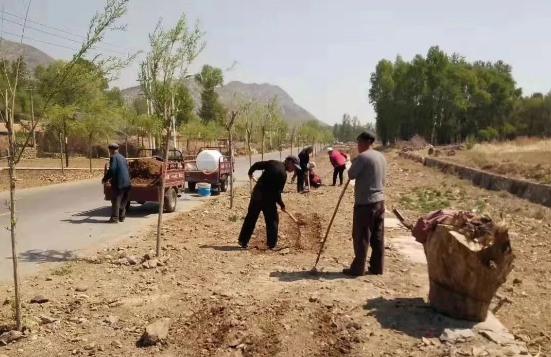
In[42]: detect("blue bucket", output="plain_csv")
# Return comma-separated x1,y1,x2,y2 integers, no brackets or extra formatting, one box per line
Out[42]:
197,183,212,197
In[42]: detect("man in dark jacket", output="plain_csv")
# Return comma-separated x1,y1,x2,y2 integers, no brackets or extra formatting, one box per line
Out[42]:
295,146,313,193
101,143,131,223
238,155,300,249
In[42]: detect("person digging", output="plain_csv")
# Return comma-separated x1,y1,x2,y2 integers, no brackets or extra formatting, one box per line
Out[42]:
101,143,131,223
237,155,301,249
292,146,313,193
327,146,348,186
343,131,387,276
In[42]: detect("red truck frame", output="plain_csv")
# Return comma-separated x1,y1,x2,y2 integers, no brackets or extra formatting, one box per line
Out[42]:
183,146,234,193
103,149,185,213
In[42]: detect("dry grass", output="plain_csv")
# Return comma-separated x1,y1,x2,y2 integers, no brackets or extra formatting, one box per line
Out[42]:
440,137,551,184
470,137,551,155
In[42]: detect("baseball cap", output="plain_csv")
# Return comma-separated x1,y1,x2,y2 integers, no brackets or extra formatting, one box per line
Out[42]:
326,147,333,152
108,143,119,149
284,155,301,170
357,131,376,143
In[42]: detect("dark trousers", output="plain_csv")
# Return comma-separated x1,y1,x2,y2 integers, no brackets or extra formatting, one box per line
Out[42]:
111,187,130,221
349,201,385,274
238,189,279,248
296,166,307,192
333,165,346,185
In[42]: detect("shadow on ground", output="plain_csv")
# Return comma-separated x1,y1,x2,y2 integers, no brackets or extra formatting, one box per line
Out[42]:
13,249,77,264
199,244,244,252
363,297,476,338
269,270,356,282
62,204,157,224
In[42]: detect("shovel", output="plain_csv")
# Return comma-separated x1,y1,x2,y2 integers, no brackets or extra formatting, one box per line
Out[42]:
310,179,350,274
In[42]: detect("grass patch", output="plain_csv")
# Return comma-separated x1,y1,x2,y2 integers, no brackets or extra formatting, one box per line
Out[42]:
51,266,72,276
399,187,451,214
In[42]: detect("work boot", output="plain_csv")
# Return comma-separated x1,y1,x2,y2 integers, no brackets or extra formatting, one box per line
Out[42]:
119,217,125,222
342,268,364,277
238,240,248,249
108,218,119,224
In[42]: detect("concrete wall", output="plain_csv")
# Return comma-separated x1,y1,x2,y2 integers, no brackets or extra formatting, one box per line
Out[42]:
398,152,551,208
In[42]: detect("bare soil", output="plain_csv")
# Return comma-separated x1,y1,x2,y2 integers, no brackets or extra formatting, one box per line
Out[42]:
0,158,107,169
0,153,549,356
0,170,102,192
128,158,163,186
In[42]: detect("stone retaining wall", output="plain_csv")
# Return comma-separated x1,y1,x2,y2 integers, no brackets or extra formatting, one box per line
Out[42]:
398,152,551,208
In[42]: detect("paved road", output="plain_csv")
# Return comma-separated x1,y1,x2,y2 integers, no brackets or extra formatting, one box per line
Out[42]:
0,149,297,282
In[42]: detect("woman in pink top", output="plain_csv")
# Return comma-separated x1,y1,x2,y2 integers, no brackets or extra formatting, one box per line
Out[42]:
327,147,348,186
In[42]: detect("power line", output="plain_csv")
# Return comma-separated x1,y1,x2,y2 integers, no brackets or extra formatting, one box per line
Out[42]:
0,9,141,53
0,29,138,59
0,17,130,56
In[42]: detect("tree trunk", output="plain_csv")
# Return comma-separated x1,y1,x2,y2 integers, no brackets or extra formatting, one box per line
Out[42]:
89,137,93,173
247,133,252,193
261,131,265,161
64,121,69,168
156,112,171,257
7,107,22,330
229,130,234,209
59,134,65,175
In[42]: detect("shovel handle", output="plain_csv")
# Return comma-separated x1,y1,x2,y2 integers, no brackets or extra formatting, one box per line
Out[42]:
285,210,299,223
313,179,350,268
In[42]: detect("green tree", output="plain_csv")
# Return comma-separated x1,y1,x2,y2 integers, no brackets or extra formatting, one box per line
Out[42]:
174,82,196,126
0,0,132,330
139,12,206,257
195,64,225,124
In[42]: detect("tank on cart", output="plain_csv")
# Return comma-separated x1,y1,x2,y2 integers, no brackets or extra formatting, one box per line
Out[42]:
183,146,234,193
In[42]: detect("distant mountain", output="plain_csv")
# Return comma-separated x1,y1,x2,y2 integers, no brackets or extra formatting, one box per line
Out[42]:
0,38,55,72
121,79,325,126
0,38,324,125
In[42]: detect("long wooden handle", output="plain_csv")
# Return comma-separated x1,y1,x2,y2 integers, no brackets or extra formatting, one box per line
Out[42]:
313,179,350,267
285,210,299,223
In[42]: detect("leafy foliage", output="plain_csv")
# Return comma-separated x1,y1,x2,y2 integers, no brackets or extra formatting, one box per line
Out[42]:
369,46,551,144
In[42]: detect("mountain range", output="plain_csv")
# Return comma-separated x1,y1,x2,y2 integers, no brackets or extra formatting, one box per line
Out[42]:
0,38,55,72
0,38,323,125
121,80,322,125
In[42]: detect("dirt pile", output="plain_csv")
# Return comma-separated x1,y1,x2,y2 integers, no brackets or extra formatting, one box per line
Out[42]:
128,158,162,186
249,212,323,253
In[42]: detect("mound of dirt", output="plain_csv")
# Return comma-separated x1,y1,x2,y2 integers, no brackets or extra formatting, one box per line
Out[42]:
128,158,162,186
250,212,323,253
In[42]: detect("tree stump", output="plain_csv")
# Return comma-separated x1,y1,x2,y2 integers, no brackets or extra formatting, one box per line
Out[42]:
424,223,515,321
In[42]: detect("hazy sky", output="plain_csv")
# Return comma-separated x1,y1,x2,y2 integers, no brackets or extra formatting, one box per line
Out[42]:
1,0,551,125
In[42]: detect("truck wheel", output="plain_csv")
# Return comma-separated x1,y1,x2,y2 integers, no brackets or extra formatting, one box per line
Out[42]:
188,182,196,192
220,177,228,192
164,188,177,213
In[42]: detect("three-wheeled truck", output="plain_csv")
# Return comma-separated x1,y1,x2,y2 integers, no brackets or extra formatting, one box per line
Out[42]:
103,149,185,213
183,146,234,193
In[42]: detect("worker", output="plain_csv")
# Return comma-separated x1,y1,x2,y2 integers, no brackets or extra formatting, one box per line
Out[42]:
308,162,322,188
327,147,348,186
343,132,387,276
101,143,131,223
238,156,301,249
296,146,313,193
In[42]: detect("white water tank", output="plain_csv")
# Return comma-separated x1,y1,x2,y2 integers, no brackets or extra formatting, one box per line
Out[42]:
196,150,224,171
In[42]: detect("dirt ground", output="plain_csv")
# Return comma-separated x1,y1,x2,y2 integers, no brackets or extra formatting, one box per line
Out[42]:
431,139,551,184
0,170,103,192
0,157,105,192
0,152,549,356
0,158,108,169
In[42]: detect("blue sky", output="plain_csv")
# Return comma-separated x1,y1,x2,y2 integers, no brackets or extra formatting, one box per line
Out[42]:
1,0,551,125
